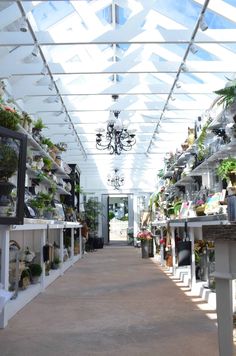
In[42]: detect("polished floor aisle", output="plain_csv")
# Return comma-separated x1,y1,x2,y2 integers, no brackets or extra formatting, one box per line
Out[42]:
0,244,222,356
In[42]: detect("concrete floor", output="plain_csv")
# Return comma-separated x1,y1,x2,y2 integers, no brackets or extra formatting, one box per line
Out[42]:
0,244,225,356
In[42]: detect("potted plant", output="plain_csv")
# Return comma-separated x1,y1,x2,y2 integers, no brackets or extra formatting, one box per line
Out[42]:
28,196,46,218
194,199,206,216
32,118,47,141
40,137,54,151
0,105,21,131
137,229,153,258
29,263,42,284
54,142,67,152
217,157,236,187
51,256,61,270
43,156,53,172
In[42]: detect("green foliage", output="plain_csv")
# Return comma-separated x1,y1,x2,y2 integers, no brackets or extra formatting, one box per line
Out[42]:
21,269,30,279
29,263,42,277
217,157,236,180
0,107,21,130
0,143,18,180
157,169,164,178
197,119,212,161
108,211,115,220
53,257,60,265
29,191,54,212
74,184,83,194
173,201,182,216
41,137,54,148
43,156,53,171
33,118,47,131
214,85,236,108
119,215,128,221
84,198,102,232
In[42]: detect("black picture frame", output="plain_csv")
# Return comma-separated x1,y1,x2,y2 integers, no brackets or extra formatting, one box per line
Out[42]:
0,126,27,225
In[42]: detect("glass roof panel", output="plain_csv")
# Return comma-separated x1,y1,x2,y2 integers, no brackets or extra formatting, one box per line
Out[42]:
205,8,236,29
32,1,74,30
153,0,201,29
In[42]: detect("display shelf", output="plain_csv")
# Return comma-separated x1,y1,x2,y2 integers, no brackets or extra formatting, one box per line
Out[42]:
189,141,236,175
5,283,42,323
18,126,70,179
151,220,167,227
0,220,82,328
64,222,82,229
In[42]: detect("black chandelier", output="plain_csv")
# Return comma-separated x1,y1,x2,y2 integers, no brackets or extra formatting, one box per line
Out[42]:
96,110,136,155
107,169,124,190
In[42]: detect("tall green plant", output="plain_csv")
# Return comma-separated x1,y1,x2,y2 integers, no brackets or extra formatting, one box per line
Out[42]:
84,198,102,233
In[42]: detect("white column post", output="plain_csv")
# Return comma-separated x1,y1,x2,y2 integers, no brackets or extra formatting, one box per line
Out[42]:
170,226,176,275
160,226,165,265
40,229,46,290
214,240,234,356
0,227,10,328
79,227,82,259
71,228,74,260
59,228,64,275
1,228,9,291
189,227,196,289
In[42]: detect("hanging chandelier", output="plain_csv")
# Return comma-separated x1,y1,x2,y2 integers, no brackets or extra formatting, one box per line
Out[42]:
96,110,136,155
107,169,124,190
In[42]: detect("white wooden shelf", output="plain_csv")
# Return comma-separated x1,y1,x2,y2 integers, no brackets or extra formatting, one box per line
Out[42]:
0,221,82,328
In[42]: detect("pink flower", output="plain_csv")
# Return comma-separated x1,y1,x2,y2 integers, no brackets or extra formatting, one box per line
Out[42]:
137,230,152,241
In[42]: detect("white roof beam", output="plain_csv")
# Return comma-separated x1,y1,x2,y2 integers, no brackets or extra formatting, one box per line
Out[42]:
2,29,236,45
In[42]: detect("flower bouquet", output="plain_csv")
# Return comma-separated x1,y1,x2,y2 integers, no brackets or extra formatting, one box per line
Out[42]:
137,230,152,241
137,230,153,258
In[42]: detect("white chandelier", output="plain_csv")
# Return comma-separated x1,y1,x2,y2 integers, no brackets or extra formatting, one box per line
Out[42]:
107,169,124,190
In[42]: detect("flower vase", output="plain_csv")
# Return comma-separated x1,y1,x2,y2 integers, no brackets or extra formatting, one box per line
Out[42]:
141,240,149,259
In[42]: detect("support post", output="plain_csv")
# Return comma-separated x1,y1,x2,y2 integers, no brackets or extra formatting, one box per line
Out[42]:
189,227,196,288
0,227,10,328
170,226,176,275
